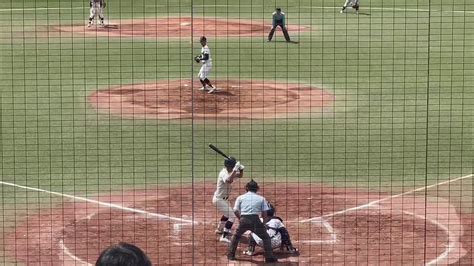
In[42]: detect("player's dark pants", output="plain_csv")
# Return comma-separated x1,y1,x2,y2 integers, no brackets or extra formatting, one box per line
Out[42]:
228,214,276,260
268,23,291,42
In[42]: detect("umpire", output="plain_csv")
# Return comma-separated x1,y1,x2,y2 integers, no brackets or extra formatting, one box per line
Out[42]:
267,8,292,42
227,180,278,263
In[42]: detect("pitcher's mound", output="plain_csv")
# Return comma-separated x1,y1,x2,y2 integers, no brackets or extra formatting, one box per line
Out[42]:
88,79,335,120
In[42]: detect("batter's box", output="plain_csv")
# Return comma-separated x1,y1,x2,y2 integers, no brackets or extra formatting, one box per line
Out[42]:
296,217,337,244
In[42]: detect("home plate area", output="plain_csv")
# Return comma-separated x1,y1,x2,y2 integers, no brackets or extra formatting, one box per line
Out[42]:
7,182,463,265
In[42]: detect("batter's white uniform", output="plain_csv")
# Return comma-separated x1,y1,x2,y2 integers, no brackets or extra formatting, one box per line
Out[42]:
250,218,284,248
212,168,236,222
198,45,212,80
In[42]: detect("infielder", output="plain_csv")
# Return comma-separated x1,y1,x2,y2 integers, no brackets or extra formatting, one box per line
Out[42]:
267,8,292,42
88,0,106,27
340,0,360,14
194,36,217,93
243,204,298,256
212,157,244,243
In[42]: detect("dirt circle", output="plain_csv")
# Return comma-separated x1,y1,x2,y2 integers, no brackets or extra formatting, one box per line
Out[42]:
4,183,469,265
88,79,334,120
52,17,310,38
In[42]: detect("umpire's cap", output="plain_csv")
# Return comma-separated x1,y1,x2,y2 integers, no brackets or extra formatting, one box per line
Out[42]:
245,179,259,192
224,157,237,168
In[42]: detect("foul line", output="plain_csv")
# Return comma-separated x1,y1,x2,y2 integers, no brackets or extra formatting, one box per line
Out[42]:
301,173,473,221
0,180,196,224
192,4,474,15
2,5,472,15
0,7,87,12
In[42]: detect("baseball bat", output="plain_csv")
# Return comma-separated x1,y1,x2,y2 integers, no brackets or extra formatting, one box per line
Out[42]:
209,144,230,159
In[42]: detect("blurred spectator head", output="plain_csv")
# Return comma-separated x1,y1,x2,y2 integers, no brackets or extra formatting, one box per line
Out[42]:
95,242,151,266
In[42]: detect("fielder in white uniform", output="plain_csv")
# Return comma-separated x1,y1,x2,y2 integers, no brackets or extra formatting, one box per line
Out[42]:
213,157,244,243
243,204,298,256
88,0,106,27
340,0,360,14
196,36,217,93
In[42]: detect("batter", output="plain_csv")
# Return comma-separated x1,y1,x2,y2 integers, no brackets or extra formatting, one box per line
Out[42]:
212,157,244,243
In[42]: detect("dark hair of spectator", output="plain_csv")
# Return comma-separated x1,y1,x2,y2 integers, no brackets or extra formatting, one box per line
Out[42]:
95,242,152,266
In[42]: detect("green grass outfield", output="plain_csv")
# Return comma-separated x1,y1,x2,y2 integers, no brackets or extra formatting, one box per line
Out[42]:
0,0,473,262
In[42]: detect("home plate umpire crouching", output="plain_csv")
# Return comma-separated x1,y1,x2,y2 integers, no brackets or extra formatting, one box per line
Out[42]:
227,180,278,263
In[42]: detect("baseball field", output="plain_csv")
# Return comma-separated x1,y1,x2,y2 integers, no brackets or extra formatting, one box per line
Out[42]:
0,0,472,264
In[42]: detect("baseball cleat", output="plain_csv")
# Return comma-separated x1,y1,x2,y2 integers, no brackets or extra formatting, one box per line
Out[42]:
265,257,278,263
199,87,208,91
287,246,298,254
243,250,255,256
208,88,217,94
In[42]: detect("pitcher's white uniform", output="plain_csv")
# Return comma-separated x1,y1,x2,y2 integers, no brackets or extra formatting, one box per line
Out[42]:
88,0,105,26
212,168,236,223
341,0,360,13
250,218,284,248
198,45,212,80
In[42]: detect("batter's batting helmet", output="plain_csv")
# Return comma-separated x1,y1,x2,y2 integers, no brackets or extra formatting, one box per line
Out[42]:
224,157,237,168
245,179,259,192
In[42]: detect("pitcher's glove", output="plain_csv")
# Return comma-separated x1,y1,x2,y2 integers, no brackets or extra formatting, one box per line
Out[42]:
194,55,201,63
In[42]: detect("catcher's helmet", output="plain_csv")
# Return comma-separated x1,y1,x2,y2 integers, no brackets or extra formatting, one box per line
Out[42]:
224,157,237,168
245,179,259,192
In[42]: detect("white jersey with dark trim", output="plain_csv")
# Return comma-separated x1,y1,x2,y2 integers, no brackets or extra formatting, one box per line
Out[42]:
213,168,232,199
201,45,212,65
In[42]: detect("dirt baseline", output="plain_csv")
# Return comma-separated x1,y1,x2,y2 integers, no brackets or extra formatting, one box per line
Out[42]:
88,79,334,120
4,182,470,265
52,17,310,39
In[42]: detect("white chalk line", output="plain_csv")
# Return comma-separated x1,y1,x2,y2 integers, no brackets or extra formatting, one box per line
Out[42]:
0,7,87,12
301,174,474,221
297,217,337,244
192,4,474,15
0,181,198,264
2,5,472,15
59,240,93,266
0,180,196,224
300,174,472,265
401,210,457,266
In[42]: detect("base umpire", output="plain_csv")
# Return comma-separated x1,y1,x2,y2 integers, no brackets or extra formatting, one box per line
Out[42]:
267,8,292,42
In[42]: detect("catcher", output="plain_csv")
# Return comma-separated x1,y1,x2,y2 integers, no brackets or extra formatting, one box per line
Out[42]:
194,36,217,93
340,0,360,14
88,0,106,27
242,203,298,256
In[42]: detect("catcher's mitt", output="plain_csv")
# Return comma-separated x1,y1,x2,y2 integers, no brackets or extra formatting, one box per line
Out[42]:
194,55,201,63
